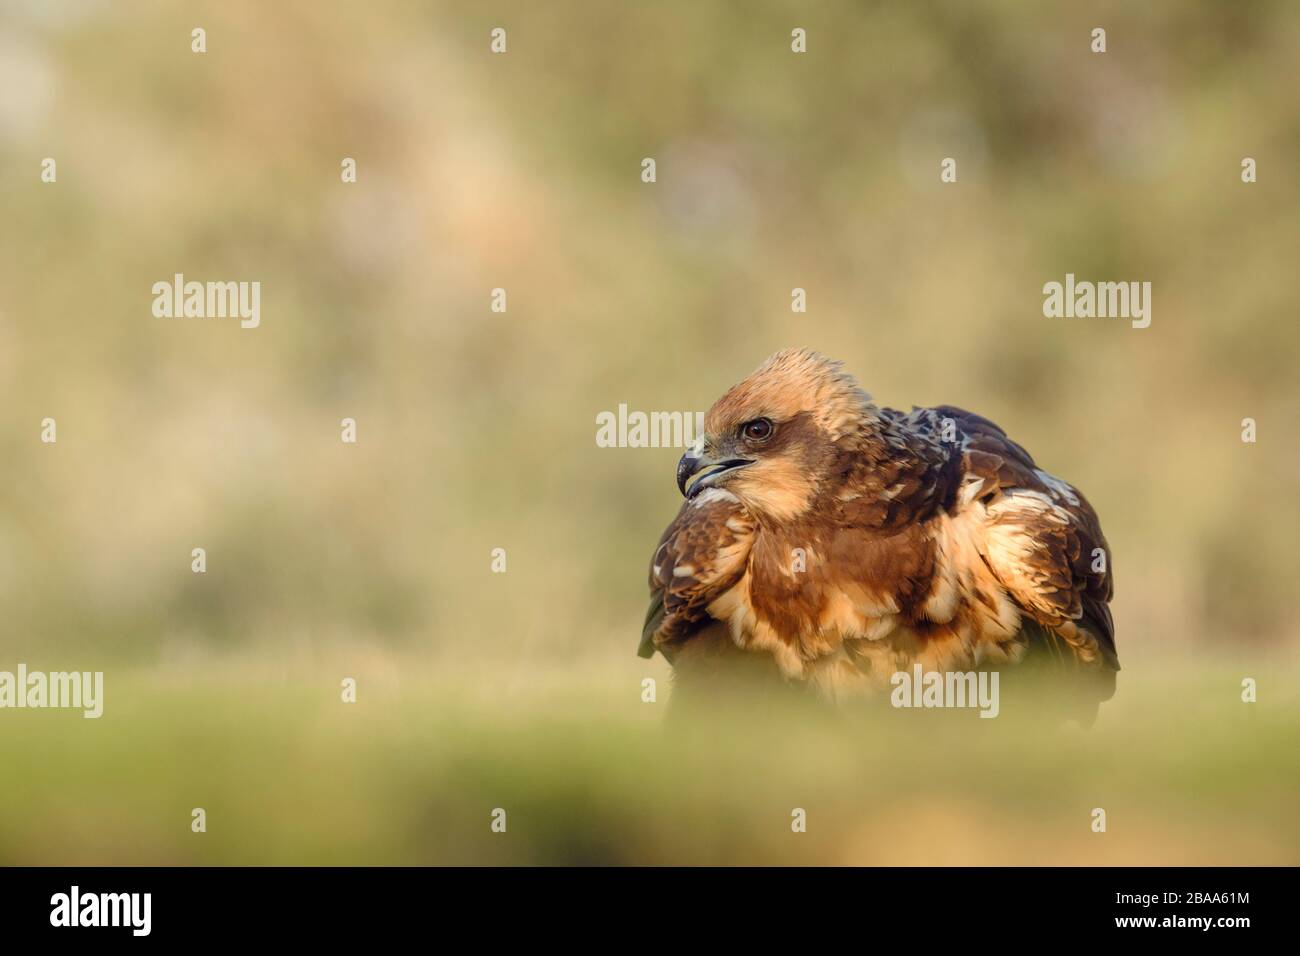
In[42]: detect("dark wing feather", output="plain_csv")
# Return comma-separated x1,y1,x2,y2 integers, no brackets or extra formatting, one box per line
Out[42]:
939,406,1119,676
639,493,755,659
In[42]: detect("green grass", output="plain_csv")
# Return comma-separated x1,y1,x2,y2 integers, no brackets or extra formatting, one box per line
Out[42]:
1,658,1295,865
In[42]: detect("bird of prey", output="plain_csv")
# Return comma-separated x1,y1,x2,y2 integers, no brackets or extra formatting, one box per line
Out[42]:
639,349,1118,722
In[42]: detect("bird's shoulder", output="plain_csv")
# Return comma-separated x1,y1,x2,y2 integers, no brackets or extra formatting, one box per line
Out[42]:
828,405,965,530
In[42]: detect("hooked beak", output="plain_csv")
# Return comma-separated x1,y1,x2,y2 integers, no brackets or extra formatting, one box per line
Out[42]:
676,449,754,499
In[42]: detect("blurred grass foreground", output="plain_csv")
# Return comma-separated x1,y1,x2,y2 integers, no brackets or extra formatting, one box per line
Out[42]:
1,658,1297,866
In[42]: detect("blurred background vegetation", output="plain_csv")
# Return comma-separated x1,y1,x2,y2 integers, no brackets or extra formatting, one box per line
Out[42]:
1,1,1297,864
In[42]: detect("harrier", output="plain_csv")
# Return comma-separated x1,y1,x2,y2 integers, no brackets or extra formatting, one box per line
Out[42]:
639,349,1118,722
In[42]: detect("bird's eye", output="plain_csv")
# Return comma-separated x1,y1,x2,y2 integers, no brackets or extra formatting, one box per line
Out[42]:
741,418,774,443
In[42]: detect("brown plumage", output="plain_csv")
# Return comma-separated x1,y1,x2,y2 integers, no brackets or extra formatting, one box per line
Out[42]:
640,349,1118,722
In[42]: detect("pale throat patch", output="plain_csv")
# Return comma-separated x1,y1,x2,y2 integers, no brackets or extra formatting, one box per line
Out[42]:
732,457,815,522
690,487,740,507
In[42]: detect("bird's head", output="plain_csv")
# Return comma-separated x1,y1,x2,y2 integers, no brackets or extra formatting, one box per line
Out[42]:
676,349,878,521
